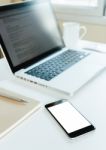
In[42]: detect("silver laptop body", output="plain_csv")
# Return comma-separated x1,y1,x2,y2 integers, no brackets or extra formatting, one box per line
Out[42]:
0,0,105,96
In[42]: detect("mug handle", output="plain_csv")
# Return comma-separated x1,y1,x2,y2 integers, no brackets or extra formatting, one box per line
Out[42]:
80,26,87,39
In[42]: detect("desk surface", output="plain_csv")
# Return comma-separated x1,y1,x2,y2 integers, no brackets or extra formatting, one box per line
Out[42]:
0,58,106,150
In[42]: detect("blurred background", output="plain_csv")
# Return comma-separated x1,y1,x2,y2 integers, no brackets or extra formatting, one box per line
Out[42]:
0,0,106,58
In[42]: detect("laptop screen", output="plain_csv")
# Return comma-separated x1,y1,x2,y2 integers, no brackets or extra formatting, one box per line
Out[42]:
0,0,64,72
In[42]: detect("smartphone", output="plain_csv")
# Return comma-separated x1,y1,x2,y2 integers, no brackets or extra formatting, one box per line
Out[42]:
45,99,95,138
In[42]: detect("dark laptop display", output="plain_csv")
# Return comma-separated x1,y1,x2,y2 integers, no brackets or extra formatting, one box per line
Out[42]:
0,0,64,72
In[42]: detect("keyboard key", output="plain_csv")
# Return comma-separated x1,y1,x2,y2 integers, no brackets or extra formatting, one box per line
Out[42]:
26,50,89,81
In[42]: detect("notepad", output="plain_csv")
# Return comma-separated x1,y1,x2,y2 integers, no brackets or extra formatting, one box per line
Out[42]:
0,95,41,139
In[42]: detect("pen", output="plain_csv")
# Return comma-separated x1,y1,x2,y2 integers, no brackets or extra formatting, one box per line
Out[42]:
0,89,29,103
1,95,27,103
0,94,28,103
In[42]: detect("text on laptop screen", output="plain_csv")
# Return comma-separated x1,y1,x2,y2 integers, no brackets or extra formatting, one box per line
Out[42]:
0,1,63,67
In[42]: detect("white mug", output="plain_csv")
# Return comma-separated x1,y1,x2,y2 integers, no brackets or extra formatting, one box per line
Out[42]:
63,22,87,49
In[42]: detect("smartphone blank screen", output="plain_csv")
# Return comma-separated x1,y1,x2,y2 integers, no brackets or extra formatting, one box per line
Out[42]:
48,101,91,133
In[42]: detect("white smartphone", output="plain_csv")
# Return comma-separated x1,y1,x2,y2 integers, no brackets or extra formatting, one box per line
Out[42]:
45,99,95,138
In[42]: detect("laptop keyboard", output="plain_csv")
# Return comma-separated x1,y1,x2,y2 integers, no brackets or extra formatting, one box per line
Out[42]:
25,50,89,81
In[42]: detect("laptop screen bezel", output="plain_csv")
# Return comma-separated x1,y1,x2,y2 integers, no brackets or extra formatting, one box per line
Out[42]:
0,1,65,73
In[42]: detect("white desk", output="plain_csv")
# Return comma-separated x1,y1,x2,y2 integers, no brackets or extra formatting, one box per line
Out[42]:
0,58,106,150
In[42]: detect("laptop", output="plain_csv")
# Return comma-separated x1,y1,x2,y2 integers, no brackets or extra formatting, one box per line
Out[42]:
0,0,105,96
